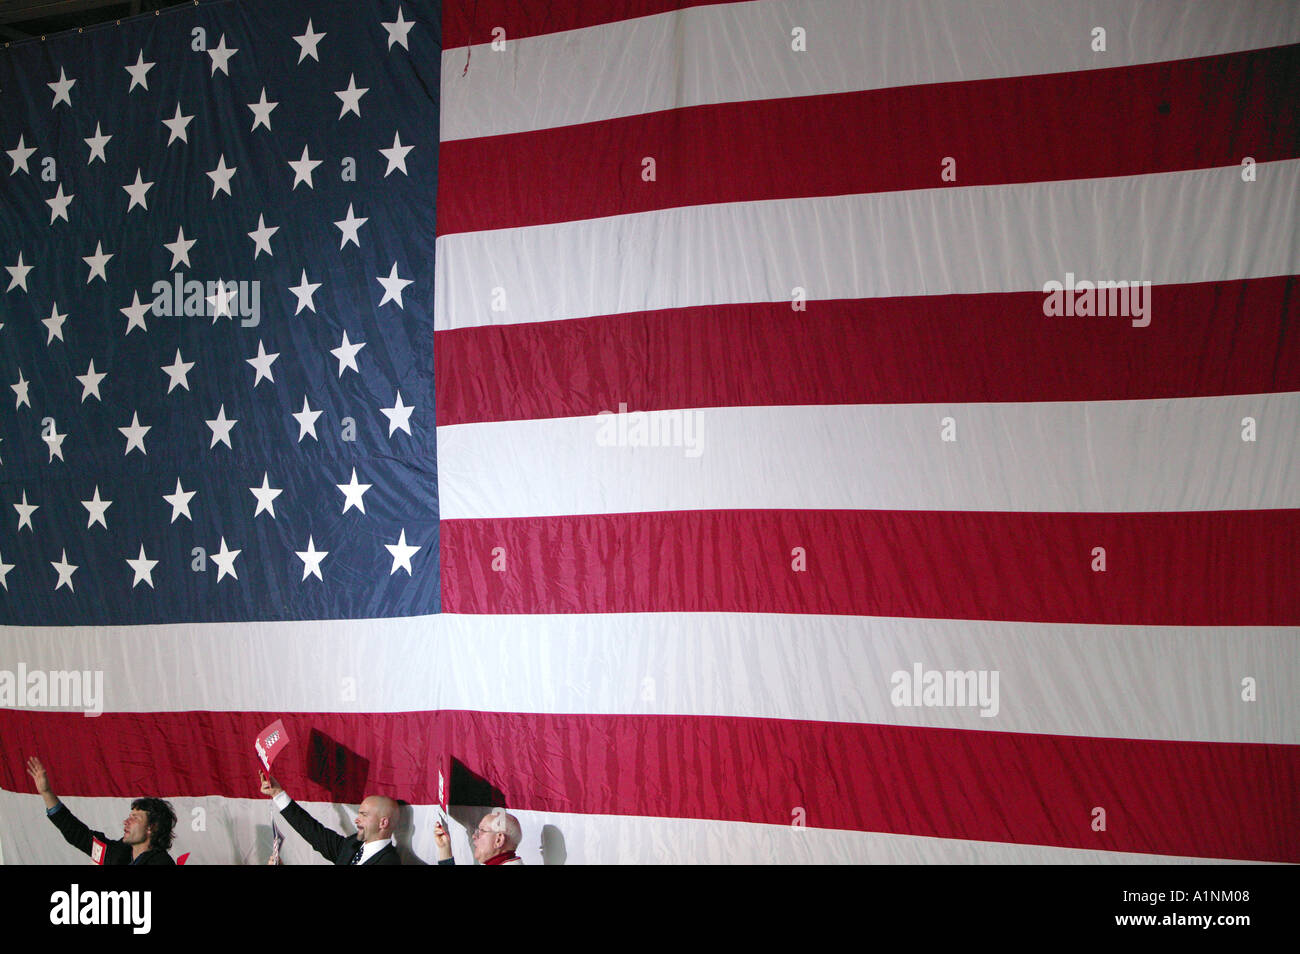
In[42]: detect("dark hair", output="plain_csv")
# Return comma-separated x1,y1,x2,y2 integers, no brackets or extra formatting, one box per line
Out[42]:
131,798,178,852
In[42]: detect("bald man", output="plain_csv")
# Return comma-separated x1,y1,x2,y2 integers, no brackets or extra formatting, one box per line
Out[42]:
260,772,401,865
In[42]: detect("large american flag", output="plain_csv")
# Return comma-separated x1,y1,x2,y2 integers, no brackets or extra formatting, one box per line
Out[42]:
1,0,1296,864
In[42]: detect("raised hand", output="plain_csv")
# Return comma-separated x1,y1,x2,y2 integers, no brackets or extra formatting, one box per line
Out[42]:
259,771,283,798
26,756,59,810
433,821,452,860
25,756,50,793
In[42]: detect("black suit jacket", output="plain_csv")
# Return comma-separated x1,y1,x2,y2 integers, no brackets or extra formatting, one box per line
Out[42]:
279,799,401,865
47,802,175,865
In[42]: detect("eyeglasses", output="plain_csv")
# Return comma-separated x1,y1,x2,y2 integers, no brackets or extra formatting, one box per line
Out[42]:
471,825,499,839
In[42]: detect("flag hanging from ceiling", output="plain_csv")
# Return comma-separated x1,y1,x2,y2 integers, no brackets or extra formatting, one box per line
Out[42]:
1,0,1298,865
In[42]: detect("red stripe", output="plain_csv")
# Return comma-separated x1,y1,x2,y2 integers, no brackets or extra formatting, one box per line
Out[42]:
440,509,1300,625
442,0,746,49
3,709,1294,862
438,46,1300,234
435,277,1300,425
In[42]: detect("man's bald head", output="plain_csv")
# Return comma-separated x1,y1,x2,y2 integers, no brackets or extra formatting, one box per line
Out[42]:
355,795,399,843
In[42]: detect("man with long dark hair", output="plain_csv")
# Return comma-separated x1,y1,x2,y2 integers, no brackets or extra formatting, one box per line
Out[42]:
26,756,177,865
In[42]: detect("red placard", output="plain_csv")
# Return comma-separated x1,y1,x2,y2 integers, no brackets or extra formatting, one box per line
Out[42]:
437,751,450,818
254,719,289,772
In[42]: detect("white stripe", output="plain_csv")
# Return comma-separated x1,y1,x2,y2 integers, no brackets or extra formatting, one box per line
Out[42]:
441,0,1300,140
3,613,1295,743
437,395,1300,516
0,792,1263,864
435,162,1300,330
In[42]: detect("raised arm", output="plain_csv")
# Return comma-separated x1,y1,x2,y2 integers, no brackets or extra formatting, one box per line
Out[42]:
28,755,115,860
261,771,348,863
25,756,59,811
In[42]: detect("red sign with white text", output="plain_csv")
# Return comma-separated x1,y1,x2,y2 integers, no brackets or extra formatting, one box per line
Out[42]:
255,719,289,772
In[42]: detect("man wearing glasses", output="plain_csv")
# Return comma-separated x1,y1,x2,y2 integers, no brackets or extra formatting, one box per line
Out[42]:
434,808,524,865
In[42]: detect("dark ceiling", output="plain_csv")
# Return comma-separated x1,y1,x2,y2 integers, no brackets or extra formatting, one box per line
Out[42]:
0,0,192,42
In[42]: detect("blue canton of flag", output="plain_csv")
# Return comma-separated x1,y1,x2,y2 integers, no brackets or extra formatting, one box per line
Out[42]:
0,0,440,624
